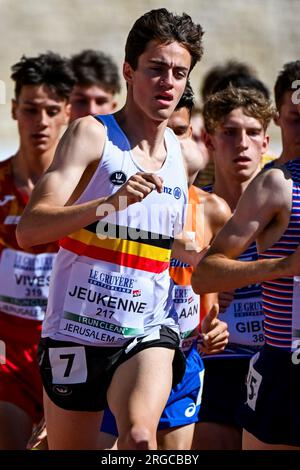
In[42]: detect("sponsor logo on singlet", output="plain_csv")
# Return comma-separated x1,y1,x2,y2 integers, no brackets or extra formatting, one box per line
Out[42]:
173,187,182,199
109,171,127,185
163,186,182,199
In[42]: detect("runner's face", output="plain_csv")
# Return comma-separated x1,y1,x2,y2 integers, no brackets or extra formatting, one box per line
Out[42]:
209,107,268,182
276,91,300,159
69,84,117,121
12,84,70,155
167,106,192,140
125,40,191,122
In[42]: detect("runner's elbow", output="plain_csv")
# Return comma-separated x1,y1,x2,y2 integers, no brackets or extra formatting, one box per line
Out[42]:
191,262,215,295
191,269,205,295
16,218,36,249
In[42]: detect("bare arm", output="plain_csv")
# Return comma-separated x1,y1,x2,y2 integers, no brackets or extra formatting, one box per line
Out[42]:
200,303,229,354
171,188,231,266
172,189,230,353
17,116,163,248
171,237,207,267
17,117,106,248
203,191,231,242
198,192,230,353
181,137,207,187
192,169,294,294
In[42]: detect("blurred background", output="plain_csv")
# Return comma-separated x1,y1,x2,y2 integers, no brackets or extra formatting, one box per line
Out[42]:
1,0,300,160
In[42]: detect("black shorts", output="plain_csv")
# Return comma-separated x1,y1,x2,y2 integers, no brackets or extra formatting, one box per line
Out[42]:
38,325,185,412
238,344,300,446
198,356,249,427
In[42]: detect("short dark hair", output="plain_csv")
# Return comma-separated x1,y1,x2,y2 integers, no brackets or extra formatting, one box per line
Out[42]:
11,52,75,101
274,61,300,109
125,8,204,72
70,49,121,94
212,74,270,99
175,80,195,117
201,60,257,102
203,86,275,134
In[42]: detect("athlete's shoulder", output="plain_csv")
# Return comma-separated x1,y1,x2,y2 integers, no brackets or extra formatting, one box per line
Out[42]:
192,186,229,211
67,115,106,140
190,185,230,233
53,116,106,169
252,163,292,194
207,192,231,223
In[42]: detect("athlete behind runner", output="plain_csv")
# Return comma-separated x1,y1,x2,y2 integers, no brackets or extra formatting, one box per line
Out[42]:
0,52,74,449
207,73,277,170
98,83,229,450
157,82,229,449
192,65,300,449
191,85,274,450
265,61,300,168
69,49,121,121
194,61,266,188
17,8,204,450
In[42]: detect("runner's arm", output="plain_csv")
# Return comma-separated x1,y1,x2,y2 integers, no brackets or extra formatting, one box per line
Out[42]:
192,169,294,294
17,116,163,248
181,137,206,186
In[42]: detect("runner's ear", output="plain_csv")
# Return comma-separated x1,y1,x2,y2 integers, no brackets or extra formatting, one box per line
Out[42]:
123,62,134,84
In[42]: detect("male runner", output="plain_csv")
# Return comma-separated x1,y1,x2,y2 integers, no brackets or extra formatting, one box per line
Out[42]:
17,8,204,450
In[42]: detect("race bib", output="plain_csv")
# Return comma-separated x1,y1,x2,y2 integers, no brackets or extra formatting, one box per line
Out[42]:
220,296,264,347
246,352,262,411
173,285,200,351
59,262,153,345
0,248,55,321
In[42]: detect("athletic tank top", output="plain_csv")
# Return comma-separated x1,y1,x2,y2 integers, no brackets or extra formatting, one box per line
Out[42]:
0,158,58,331
260,158,300,351
169,186,202,353
202,184,264,359
42,114,188,346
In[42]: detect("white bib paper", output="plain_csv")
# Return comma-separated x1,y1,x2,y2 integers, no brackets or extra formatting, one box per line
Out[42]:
59,261,154,345
173,285,199,351
0,248,55,321
219,296,264,347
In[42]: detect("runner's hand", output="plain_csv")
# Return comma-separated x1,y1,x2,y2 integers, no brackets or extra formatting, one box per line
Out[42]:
198,303,229,354
108,172,163,209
